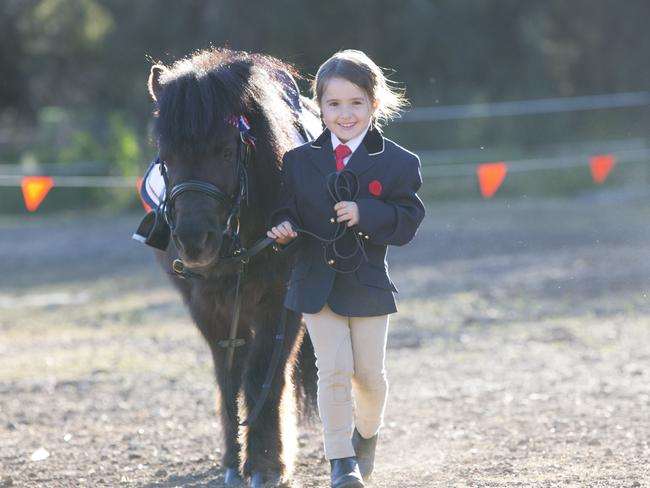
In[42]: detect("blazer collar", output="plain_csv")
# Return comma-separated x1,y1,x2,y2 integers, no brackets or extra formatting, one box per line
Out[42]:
310,126,385,156
308,126,385,177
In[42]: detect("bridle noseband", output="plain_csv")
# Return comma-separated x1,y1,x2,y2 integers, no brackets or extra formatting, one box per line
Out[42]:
160,166,245,240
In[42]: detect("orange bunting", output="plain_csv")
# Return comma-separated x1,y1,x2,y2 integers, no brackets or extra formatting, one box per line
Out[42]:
590,154,616,185
137,176,152,213
477,162,508,199
21,176,54,212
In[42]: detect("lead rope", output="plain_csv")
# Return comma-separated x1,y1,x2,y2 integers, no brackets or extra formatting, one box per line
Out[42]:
287,169,369,273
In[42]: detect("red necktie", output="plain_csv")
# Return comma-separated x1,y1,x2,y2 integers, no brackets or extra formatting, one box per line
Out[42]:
334,144,352,172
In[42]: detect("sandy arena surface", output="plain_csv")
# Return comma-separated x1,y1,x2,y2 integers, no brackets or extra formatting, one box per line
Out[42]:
1,193,649,487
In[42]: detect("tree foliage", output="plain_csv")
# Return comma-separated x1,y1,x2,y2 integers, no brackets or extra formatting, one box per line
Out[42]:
1,0,648,166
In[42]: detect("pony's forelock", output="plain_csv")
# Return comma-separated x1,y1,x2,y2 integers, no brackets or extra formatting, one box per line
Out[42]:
152,48,297,163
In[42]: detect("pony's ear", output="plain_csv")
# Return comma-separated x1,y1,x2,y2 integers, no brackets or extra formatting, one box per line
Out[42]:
148,65,168,102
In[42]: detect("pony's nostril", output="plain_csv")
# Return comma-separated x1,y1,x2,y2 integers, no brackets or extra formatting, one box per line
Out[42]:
172,228,220,264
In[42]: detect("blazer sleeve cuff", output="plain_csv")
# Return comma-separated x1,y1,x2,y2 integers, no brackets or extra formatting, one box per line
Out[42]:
356,198,397,239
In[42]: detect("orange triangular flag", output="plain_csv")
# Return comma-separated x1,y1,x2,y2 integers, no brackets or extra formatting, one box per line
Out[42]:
137,176,152,213
21,176,54,212
590,154,616,184
477,162,508,199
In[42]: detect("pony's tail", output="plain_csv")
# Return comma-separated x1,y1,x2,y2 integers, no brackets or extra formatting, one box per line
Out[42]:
292,318,318,423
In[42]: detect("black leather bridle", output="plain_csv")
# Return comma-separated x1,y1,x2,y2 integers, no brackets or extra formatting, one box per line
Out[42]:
159,131,253,266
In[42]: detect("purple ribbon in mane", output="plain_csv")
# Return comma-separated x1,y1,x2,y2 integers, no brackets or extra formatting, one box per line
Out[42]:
225,114,256,148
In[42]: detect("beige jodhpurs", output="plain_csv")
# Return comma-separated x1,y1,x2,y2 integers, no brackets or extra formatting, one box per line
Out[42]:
303,304,389,460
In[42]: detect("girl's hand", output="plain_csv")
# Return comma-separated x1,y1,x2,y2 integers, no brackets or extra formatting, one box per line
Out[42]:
267,220,298,245
334,201,359,227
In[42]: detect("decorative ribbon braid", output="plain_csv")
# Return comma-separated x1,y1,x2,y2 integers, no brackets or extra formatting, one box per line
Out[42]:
225,114,256,147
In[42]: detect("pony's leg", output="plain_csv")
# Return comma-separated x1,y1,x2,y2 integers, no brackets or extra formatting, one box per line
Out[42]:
211,343,248,483
242,308,304,482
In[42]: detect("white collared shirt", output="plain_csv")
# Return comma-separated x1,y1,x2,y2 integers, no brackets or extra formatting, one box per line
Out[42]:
330,125,370,167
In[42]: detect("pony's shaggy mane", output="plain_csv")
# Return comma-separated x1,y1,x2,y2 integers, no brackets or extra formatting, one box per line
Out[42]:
152,48,298,165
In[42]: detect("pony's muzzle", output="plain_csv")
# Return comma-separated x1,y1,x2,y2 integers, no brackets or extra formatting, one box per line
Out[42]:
172,226,221,267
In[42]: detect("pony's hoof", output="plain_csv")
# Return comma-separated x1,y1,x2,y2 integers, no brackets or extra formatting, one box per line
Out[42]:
249,470,282,487
224,467,245,485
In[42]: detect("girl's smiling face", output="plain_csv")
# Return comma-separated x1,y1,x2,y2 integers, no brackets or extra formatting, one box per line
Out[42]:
319,77,377,143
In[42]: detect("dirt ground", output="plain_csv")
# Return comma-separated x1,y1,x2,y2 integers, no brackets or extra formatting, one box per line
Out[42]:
1,191,650,487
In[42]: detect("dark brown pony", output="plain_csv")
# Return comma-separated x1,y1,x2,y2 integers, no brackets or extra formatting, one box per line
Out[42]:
146,48,316,487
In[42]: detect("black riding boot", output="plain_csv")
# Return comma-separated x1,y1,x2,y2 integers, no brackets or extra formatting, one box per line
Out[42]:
351,428,378,481
329,456,364,488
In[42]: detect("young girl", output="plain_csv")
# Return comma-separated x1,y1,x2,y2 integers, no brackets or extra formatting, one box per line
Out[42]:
267,50,425,488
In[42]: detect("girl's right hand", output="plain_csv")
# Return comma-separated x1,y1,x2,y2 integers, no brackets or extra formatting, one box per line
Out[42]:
267,221,298,245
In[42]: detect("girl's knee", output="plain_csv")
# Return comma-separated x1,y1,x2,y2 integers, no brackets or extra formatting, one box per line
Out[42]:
317,366,353,384
352,368,387,390
317,369,353,403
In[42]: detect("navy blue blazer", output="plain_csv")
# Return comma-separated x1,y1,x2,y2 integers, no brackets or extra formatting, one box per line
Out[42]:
271,126,426,317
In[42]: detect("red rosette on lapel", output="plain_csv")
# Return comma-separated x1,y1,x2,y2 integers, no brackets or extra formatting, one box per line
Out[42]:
368,179,382,197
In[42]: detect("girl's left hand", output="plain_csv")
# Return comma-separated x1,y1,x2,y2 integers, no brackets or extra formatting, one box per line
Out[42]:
334,201,359,227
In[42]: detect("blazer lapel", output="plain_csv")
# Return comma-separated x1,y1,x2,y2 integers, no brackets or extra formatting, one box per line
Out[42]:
308,129,336,177
345,126,385,177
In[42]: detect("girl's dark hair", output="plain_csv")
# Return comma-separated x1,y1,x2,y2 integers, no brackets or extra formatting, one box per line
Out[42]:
312,49,408,128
